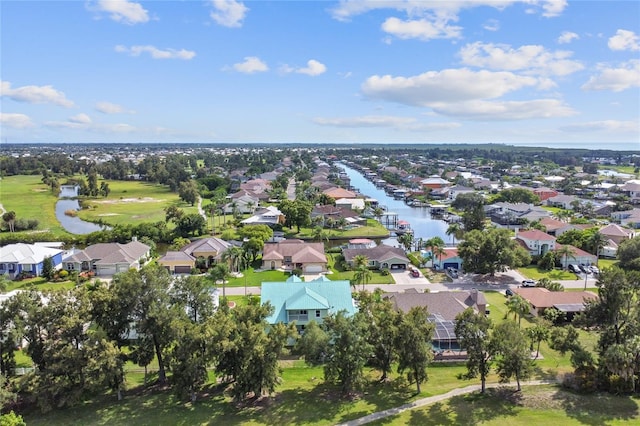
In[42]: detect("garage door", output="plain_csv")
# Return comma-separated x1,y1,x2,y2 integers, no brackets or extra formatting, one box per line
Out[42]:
443,262,459,270
97,265,117,276
390,264,406,269
174,266,192,274
305,265,323,273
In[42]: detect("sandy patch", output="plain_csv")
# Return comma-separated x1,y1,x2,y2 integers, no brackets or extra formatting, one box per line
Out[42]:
93,197,161,204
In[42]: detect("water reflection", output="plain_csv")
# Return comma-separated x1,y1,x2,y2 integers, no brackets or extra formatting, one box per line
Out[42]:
336,163,450,246
56,185,107,234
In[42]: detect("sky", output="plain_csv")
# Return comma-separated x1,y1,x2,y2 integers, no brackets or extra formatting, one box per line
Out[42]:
1,0,639,150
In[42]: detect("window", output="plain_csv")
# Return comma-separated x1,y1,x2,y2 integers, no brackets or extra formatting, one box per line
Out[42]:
315,310,321,318
300,310,307,315
67,263,75,270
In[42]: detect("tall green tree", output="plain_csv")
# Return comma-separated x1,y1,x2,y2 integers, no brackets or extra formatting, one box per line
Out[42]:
505,294,531,327
458,228,530,276
322,311,373,395
454,308,493,393
491,321,534,391
179,179,200,206
41,256,54,281
395,306,434,393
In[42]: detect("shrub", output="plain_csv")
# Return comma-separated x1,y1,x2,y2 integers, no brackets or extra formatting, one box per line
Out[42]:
59,270,69,279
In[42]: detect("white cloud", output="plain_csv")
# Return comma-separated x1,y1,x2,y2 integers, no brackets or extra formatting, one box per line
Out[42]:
362,68,538,106
557,31,579,44
608,29,640,51
209,0,249,28
458,42,583,76
92,0,149,25
330,1,565,22
0,80,74,107
68,113,92,124
560,120,639,133
581,60,640,92
281,60,327,76
483,19,500,32
539,0,568,18
95,101,133,114
0,113,33,129
381,17,462,41
231,56,268,74
429,99,577,120
114,45,196,60
312,115,461,132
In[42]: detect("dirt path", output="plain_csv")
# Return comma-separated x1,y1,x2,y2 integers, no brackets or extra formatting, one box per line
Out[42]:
337,379,558,426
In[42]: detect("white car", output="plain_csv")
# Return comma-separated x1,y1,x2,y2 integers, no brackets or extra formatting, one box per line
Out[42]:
521,279,536,287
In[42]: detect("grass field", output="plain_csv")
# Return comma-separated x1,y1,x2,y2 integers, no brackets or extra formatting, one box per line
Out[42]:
517,266,577,281
78,179,199,226
370,385,640,425
0,174,67,235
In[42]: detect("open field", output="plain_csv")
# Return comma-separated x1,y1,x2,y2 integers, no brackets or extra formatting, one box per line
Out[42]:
370,385,640,425
517,266,577,281
78,179,199,226
0,174,67,235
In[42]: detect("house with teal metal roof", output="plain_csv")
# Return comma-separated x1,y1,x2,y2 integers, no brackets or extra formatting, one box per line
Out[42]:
261,275,357,331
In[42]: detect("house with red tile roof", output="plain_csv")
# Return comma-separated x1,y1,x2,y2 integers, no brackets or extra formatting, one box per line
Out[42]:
514,229,556,256
322,187,358,199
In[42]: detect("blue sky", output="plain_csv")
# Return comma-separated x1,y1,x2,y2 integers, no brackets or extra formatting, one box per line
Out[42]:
1,0,639,149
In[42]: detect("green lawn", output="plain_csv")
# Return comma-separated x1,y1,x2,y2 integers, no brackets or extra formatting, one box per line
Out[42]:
288,219,390,240
517,266,576,281
326,253,395,284
0,174,68,236
4,276,76,292
78,179,199,226
370,385,640,425
223,268,291,287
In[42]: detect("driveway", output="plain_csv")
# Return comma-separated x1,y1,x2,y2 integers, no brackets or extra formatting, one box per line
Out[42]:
390,270,430,285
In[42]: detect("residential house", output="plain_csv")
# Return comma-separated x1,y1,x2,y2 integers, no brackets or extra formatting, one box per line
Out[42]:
261,239,327,274
611,208,640,229
342,244,410,270
554,244,597,266
261,275,356,333
0,243,64,279
384,288,487,351
323,187,358,200
157,251,196,274
546,194,578,210
335,197,366,211
239,178,271,202
619,181,640,204
420,176,451,190
540,217,592,236
423,247,463,271
447,185,475,201
514,229,556,256
179,237,232,266
346,238,376,249
224,191,260,214
64,239,150,276
512,287,598,320
533,187,559,201
601,239,619,258
311,205,363,227
486,202,550,229
241,206,285,226
599,223,634,245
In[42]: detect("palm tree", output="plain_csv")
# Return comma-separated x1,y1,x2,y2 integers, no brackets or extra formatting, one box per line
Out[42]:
354,265,373,291
397,232,414,252
588,231,606,266
505,294,531,327
222,246,244,274
352,254,369,270
446,222,462,245
555,245,576,270
312,226,329,243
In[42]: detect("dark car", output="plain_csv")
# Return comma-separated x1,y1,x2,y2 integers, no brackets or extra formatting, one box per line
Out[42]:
410,269,420,278
505,288,514,297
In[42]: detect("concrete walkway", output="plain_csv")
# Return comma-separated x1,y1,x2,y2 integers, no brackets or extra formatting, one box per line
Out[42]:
337,380,558,426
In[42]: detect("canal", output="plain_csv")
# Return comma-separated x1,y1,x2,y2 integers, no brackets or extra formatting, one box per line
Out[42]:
336,163,451,246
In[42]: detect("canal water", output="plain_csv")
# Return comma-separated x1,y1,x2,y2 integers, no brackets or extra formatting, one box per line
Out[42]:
56,185,107,234
336,163,451,246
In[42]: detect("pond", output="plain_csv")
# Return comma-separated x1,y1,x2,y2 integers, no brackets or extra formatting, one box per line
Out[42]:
56,185,108,234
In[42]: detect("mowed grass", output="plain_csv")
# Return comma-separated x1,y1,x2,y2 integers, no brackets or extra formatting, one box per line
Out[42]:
370,385,640,425
0,174,66,234
517,266,576,281
78,179,199,226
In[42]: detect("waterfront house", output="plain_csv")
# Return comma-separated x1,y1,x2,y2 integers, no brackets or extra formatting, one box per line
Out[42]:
342,244,410,270
261,239,327,274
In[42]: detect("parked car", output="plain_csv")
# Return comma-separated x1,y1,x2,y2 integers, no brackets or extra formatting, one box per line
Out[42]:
568,264,581,274
447,267,458,278
589,265,600,274
579,264,590,274
522,279,536,287
410,269,420,278
505,288,514,297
